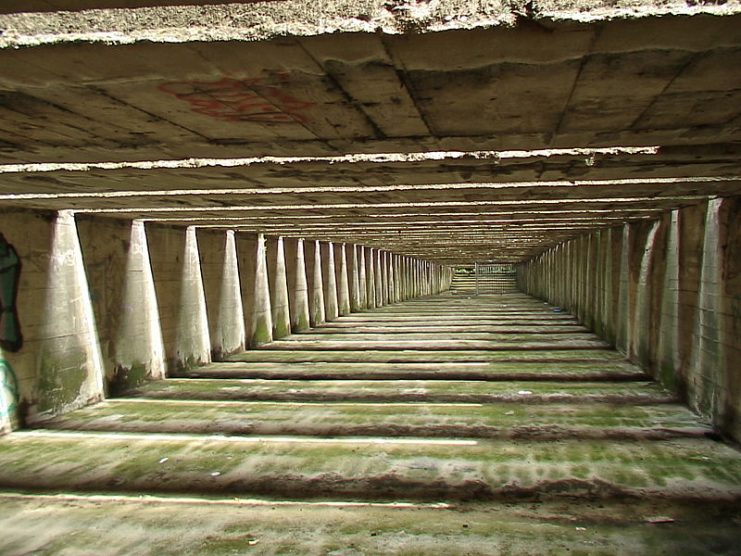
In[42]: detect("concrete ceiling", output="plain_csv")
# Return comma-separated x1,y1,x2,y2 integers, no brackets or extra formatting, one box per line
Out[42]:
0,1,740,263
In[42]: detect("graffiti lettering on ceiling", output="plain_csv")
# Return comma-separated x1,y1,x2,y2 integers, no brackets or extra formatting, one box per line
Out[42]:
0,233,22,353
159,75,315,124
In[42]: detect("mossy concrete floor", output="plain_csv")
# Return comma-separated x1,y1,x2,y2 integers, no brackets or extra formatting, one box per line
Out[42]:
1,292,741,554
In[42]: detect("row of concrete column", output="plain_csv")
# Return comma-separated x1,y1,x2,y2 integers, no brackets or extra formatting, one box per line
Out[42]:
515,197,741,443
0,211,453,432
123,227,451,378
254,235,451,348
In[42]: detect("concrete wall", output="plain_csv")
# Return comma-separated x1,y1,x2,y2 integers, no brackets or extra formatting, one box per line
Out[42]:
516,197,741,442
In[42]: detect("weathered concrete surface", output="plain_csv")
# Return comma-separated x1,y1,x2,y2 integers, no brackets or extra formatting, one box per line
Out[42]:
2,287,740,552
518,196,741,443
0,209,106,430
0,295,741,498
1,495,739,556
0,4,740,262
128,377,675,404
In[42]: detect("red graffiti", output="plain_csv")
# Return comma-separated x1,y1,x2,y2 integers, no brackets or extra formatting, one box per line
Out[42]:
159,76,314,124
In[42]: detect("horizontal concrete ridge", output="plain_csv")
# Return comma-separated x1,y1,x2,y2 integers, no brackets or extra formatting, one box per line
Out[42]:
1,4,740,260
2,289,741,550
1,495,741,555
1,11,740,164
6,292,740,495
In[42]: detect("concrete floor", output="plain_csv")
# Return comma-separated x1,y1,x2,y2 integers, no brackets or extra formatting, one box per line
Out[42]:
1,290,740,554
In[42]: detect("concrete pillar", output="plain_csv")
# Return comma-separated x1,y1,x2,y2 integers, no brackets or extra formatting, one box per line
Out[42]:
350,244,362,312
285,238,310,332
268,236,291,339
76,216,165,395
176,227,211,368
616,225,631,354
689,198,724,422
366,248,376,309
375,249,384,307
236,233,257,347
249,233,273,347
405,257,411,299
657,210,681,389
390,254,396,301
381,251,391,305
205,230,246,360
305,240,326,326
114,220,167,386
337,243,351,316
358,244,368,310
34,211,106,418
322,242,339,321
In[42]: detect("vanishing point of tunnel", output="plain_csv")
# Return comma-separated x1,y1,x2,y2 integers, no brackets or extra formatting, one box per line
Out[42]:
0,1,740,554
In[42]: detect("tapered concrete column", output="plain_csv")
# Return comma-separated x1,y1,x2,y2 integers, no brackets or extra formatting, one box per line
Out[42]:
689,198,724,422
213,230,245,359
658,211,681,389
633,220,662,366
285,238,310,332
423,262,429,296
389,256,396,302
415,260,421,298
113,220,167,386
268,236,291,339
403,257,410,300
375,249,384,307
616,224,631,355
337,243,351,316
398,257,405,300
236,233,257,347
408,258,414,298
397,256,403,301
177,227,212,367
350,244,362,312
387,254,395,304
250,233,273,347
366,247,376,309
358,244,368,310
305,240,326,326
34,211,106,418
322,242,339,321
381,251,389,306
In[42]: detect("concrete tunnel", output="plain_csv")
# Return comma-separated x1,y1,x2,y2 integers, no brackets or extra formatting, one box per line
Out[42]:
0,0,740,552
